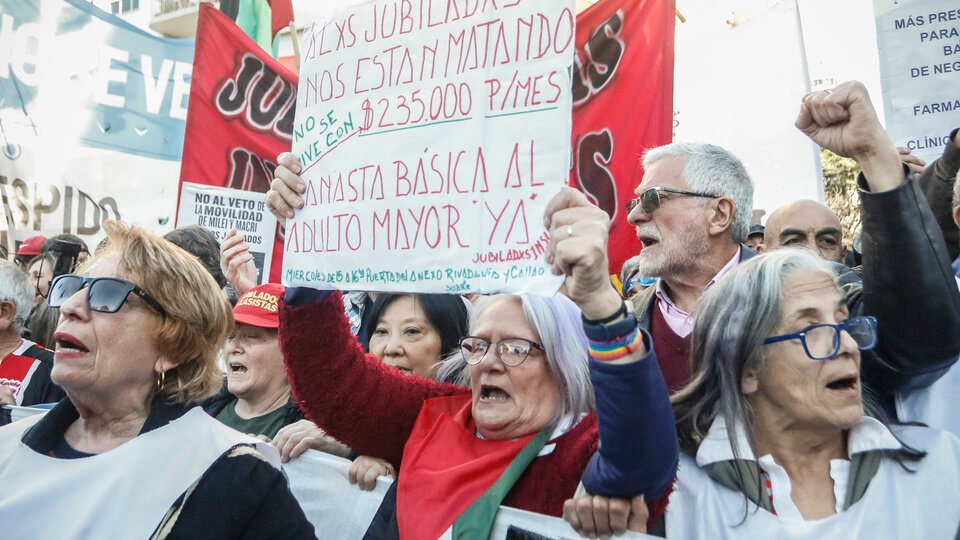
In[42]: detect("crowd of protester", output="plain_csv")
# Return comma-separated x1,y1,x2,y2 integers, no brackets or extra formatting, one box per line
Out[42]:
0,80,957,538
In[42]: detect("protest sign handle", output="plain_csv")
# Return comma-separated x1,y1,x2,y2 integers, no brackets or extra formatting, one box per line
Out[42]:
289,22,300,68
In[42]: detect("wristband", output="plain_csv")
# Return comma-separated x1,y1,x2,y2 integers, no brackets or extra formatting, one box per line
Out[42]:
588,327,644,361
581,301,627,325
582,311,638,342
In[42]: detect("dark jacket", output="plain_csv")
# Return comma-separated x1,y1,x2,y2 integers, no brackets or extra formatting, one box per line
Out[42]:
918,128,960,261
630,171,960,402
201,379,304,428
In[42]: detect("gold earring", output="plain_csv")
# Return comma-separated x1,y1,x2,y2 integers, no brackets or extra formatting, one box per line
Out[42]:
156,370,165,392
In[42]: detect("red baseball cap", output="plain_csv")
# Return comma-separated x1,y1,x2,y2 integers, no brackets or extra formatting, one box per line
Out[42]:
16,235,47,256
233,283,285,329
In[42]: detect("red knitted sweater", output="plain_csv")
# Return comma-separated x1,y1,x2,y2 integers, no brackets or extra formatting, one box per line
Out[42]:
278,292,599,517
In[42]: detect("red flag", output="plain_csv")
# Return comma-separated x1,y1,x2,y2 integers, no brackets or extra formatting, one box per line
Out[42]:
269,0,294,40
179,4,298,282
571,0,676,275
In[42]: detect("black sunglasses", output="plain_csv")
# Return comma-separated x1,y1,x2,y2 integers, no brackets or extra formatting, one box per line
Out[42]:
625,186,719,214
47,274,167,316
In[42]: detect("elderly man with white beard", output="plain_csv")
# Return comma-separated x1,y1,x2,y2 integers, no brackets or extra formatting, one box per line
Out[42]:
622,143,754,393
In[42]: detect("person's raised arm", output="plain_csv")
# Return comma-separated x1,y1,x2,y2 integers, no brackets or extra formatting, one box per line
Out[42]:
278,289,465,468
796,81,960,394
544,187,678,503
220,230,259,296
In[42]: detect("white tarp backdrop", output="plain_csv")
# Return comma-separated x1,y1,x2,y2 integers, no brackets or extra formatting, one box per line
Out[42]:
0,0,192,253
673,0,823,225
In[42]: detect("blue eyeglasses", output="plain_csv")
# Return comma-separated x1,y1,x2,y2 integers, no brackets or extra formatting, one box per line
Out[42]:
763,316,877,360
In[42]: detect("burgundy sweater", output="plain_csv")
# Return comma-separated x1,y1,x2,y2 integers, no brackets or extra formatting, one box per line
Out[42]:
278,292,599,517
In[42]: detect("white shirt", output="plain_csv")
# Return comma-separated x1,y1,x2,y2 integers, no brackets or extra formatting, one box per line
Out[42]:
695,415,901,521
667,415,960,539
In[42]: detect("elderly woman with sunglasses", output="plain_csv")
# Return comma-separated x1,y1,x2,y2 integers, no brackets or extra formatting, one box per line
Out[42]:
0,222,315,539
273,190,677,538
657,249,960,537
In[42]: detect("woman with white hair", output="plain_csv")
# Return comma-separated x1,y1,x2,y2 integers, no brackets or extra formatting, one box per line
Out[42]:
278,286,678,538
664,249,960,537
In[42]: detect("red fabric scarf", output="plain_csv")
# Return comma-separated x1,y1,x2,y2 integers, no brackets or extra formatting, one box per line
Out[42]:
397,395,536,540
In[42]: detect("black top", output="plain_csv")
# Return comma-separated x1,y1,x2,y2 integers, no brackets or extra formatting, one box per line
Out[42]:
23,398,316,539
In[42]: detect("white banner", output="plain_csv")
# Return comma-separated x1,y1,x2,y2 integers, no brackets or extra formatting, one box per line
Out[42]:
283,0,574,295
874,0,959,164
0,0,192,253
176,183,276,284
283,450,654,539
674,0,823,224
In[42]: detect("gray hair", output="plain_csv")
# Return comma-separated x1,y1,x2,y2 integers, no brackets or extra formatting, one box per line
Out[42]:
642,142,754,243
438,294,595,430
673,249,838,457
0,259,35,335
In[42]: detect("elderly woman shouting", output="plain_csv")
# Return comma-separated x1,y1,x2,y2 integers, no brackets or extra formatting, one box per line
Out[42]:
271,157,678,539
667,249,960,537
0,222,314,539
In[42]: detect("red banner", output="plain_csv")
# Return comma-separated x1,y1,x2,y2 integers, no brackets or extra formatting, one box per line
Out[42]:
571,0,676,275
179,4,298,282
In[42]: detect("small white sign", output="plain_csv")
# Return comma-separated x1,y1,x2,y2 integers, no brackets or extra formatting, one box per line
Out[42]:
176,182,277,285
875,0,960,164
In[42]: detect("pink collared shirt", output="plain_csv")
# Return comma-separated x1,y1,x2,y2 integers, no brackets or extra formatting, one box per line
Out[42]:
654,247,741,337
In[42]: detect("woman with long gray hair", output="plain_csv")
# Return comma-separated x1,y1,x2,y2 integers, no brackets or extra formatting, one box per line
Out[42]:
665,249,960,537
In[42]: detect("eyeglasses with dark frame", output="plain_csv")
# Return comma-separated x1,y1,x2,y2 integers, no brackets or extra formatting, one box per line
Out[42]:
625,186,720,215
459,336,545,367
46,274,167,316
762,316,877,361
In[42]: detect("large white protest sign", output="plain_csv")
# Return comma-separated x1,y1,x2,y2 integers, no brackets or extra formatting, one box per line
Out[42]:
176,183,277,284
674,0,823,223
283,0,574,295
874,0,960,164
283,450,654,539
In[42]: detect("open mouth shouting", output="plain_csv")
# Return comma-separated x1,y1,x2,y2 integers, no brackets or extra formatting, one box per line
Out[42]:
228,361,249,376
54,332,89,358
479,384,510,403
825,373,860,396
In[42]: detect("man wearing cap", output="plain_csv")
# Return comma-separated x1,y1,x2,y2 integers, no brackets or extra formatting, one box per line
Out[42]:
14,235,46,272
203,284,304,439
745,224,764,252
